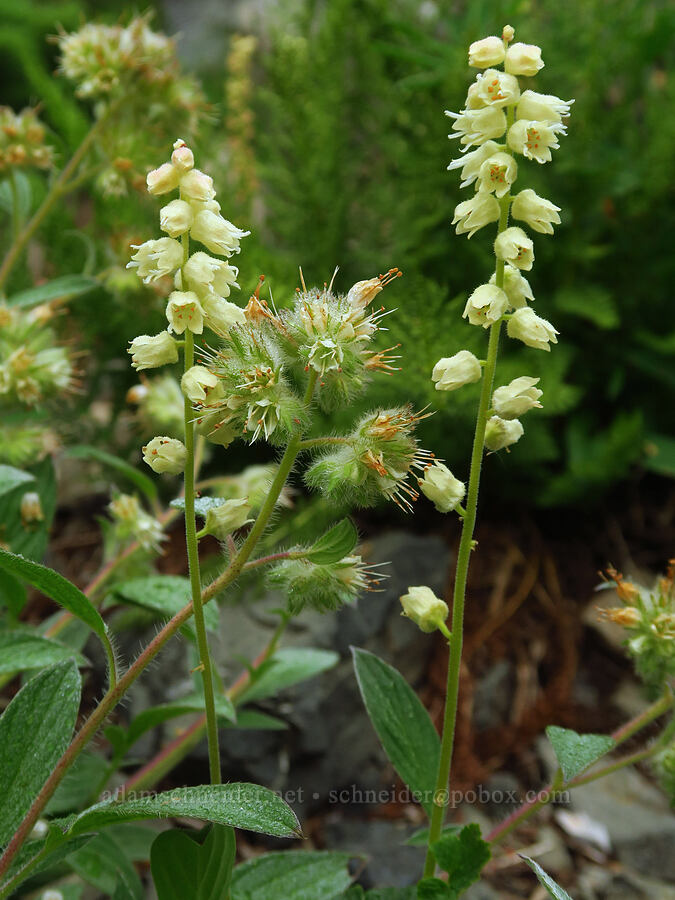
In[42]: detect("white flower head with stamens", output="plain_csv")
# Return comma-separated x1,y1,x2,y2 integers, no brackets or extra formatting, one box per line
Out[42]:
166,291,204,335
511,189,561,235
508,119,565,164
492,376,543,419
201,294,246,334
127,237,183,283
507,307,559,351
478,152,518,198
494,226,534,270
517,90,574,125
452,192,501,238
463,283,509,328
474,69,521,108
490,264,534,309
447,141,501,188
183,252,239,297
191,211,250,257
142,436,186,474
179,168,216,202
432,350,482,391
446,106,507,148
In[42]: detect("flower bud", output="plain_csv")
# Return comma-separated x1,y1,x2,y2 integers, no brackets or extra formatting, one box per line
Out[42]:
484,415,524,451
204,498,252,538
432,350,482,391
179,168,216,202
452,191,501,238
202,294,246,334
166,291,204,335
181,365,218,403
463,283,509,328
159,199,194,238
20,491,44,526
447,141,501,187
419,462,465,513
171,139,194,172
42,891,64,900
346,278,384,310
492,376,543,418
147,162,180,195
468,36,505,68
517,90,574,125
109,493,164,552
478,152,518,198
475,69,520,108
142,436,186,474
127,237,183,283
511,189,561,235
400,585,449,633
489,265,534,308
507,307,558,351
505,42,544,76
494,226,534,270
502,24,515,43
447,106,507,147
507,119,564,164
190,211,250,257
128,332,178,371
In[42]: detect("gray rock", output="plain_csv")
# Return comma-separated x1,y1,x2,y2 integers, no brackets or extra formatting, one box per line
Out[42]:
323,816,425,888
568,767,675,882
472,660,514,732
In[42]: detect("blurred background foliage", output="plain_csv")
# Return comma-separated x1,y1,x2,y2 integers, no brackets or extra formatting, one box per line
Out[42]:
2,0,674,509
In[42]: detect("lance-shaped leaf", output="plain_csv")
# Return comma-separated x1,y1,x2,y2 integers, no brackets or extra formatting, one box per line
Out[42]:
126,693,236,748
0,464,34,498
305,518,358,565
68,783,301,838
9,274,98,309
230,850,352,900
0,631,87,675
546,726,615,782
352,647,440,815
0,660,81,846
238,647,339,703
111,575,219,637
521,856,573,899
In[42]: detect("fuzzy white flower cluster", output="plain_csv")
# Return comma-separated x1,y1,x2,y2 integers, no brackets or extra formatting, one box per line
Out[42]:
430,26,573,457
127,139,250,474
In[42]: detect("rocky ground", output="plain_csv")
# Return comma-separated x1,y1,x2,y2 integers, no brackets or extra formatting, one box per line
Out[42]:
50,474,675,898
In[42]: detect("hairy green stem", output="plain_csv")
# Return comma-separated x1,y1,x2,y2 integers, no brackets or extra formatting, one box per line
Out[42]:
184,328,221,785
423,176,513,879
120,614,291,794
0,370,318,882
0,102,118,293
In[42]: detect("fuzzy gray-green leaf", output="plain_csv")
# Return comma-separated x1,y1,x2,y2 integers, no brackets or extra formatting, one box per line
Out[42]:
352,647,440,815
305,518,358,565
230,850,352,899
521,856,574,899
0,660,81,846
69,783,300,838
546,726,615,782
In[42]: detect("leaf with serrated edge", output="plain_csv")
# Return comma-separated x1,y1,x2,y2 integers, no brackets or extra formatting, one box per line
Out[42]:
305,519,358,565
417,879,450,898
230,850,352,900
432,824,490,898
352,647,440,815
68,784,300,838
546,726,615,782
0,661,81,846
521,856,574,899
